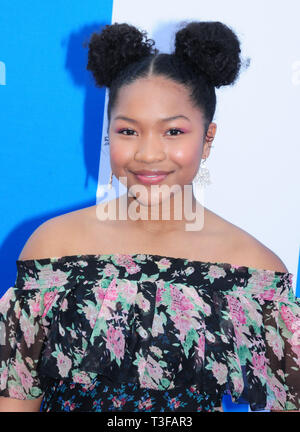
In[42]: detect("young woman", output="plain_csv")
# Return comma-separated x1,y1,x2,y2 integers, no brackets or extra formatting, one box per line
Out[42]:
0,21,299,412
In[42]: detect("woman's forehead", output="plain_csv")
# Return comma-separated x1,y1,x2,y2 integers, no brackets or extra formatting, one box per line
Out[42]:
112,76,202,120
120,75,189,96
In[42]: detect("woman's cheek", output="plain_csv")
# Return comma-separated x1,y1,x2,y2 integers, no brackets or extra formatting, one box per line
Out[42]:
171,147,198,165
110,143,131,165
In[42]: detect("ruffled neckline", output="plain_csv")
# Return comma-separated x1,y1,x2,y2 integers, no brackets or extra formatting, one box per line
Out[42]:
16,252,293,277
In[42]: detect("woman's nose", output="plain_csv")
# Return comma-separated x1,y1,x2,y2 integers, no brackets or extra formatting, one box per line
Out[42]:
134,134,165,162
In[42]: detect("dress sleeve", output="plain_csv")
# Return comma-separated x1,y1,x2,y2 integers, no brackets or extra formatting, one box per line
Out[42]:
263,272,300,410
225,269,300,411
0,259,72,399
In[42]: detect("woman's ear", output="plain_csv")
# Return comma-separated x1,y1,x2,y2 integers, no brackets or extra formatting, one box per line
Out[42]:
202,122,217,159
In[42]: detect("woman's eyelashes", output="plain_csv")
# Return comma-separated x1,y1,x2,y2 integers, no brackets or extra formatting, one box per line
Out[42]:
116,128,185,136
117,128,136,135
166,128,185,136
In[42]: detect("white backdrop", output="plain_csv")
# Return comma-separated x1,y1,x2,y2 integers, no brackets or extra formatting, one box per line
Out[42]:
97,0,300,292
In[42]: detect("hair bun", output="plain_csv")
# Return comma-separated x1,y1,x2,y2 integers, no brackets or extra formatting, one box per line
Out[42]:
86,22,157,88
174,21,245,88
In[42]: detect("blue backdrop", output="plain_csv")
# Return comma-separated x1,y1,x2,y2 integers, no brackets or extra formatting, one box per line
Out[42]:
0,1,113,295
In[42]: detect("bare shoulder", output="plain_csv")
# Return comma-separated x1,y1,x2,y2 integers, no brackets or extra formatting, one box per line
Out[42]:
228,225,289,273
0,395,43,412
18,205,94,261
18,214,69,261
206,208,289,273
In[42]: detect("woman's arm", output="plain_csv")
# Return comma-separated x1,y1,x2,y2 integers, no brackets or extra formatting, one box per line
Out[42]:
0,221,61,413
0,395,43,412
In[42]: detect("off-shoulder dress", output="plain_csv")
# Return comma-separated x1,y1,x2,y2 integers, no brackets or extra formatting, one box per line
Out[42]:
0,253,299,412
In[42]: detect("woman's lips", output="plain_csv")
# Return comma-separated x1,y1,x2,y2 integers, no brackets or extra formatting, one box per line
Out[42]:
132,172,170,185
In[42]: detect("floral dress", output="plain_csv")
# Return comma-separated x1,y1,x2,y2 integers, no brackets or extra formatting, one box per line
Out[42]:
0,253,300,412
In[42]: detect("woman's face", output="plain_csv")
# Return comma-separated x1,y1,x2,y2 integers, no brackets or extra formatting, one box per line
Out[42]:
108,75,216,208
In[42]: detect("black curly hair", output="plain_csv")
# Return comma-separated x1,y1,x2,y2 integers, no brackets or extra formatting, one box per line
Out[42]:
86,21,249,135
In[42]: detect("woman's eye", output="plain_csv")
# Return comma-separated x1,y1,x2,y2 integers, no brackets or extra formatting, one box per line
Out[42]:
118,128,136,136
166,128,184,136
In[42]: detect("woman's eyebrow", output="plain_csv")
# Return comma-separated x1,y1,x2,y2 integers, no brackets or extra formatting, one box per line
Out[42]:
113,115,191,123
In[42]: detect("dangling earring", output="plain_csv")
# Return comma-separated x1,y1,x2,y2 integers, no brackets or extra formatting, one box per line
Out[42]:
108,170,113,190
193,157,212,188
98,170,113,199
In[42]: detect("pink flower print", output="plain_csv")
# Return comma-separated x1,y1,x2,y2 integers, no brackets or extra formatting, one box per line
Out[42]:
136,254,147,260
77,260,88,267
232,375,244,395
112,396,126,408
0,366,8,390
277,369,285,379
212,361,228,385
61,298,68,312
92,285,106,303
290,326,300,367
195,333,205,363
0,288,14,317
291,327,300,346
82,303,98,329
63,401,76,411
195,296,211,316
260,289,275,301
138,398,153,410
288,273,294,286
72,372,92,385
207,265,226,280
105,325,125,360
172,313,191,342
14,359,34,393
8,385,26,399
248,270,274,290
205,330,216,343
170,285,193,313
273,386,286,406
240,296,262,326
38,268,69,289
181,288,211,315
103,263,119,277
125,261,141,275
145,355,164,383
23,277,40,290
149,346,162,358
114,254,133,266
105,279,119,301
28,296,40,318
114,254,141,274
156,282,166,304
267,376,287,408
42,289,58,317
226,295,247,326
137,356,147,377
170,398,181,409
56,352,72,377
280,305,298,332
266,328,284,360
156,258,171,271
136,292,150,312
252,352,267,378
19,314,35,348
120,281,136,304
140,373,159,389
152,313,164,337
